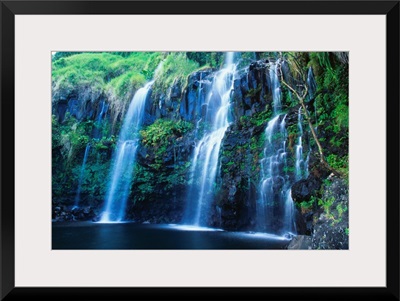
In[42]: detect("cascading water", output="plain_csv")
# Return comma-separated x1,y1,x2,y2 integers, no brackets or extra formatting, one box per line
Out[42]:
183,52,236,227
194,73,205,138
295,107,310,180
307,66,317,100
307,67,318,129
257,60,296,236
93,100,108,138
100,82,153,222
295,107,304,181
74,143,91,208
270,59,282,113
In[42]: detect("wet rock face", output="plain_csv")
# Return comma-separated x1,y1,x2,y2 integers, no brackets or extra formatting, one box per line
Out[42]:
231,61,273,122
179,69,214,122
311,178,349,249
143,88,157,125
312,216,349,249
287,235,312,249
215,126,256,231
292,176,322,203
295,209,314,235
292,156,333,203
178,60,277,124
53,95,109,124
127,197,185,224
293,176,349,248
128,130,195,223
52,204,97,222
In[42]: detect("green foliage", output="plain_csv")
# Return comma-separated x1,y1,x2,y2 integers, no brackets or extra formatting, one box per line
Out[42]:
52,52,83,61
318,196,335,218
283,165,295,174
298,197,315,213
153,52,200,96
304,53,349,138
329,136,344,148
282,52,309,82
336,203,348,218
140,119,193,169
239,109,272,128
240,52,256,61
251,110,273,127
141,119,193,148
52,52,163,106
250,133,265,152
52,108,116,201
286,124,298,137
134,127,193,203
281,86,296,108
52,52,164,132
93,136,117,151
134,165,155,202
236,52,257,69
331,101,348,133
107,71,146,100
322,178,333,187
53,114,93,163
245,84,262,99
326,154,348,177
85,160,111,197
165,161,192,190
312,52,336,81
305,52,349,178
185,52,224,68
210,52,224,68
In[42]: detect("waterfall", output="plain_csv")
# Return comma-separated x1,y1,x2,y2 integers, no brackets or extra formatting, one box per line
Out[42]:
194,73,204,138
74,143,91,208
270,59,282,114
307,67,318,129
307,67,317,100
100,82,153,222
183,52,236,227
295,107,304,181
257,60,296,236
94,100,108,139
295,107,310,180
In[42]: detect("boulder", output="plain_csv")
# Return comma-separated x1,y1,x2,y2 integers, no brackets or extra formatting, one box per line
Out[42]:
287,235,312,249
291,176,322,203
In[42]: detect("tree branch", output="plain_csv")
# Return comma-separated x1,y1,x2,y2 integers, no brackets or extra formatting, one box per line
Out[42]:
277,62,343,178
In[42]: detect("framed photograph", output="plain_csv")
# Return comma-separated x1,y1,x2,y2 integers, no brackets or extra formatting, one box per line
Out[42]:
1,0,399,300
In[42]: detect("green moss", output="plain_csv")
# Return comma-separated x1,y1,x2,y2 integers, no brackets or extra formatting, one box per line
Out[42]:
52,52,165,134
152,52,200,97
245,83,262,98
141,119,193,148
134,119,194,203
318,196,335,216
185,52,224,68
326,154,349,178
52,107,117,201
298,198,315,212
52,52,163,104
140,119,193,168
336,203,348,218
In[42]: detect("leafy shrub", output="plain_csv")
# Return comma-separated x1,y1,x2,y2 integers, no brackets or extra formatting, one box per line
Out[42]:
152,52,200,96
141,119,193,148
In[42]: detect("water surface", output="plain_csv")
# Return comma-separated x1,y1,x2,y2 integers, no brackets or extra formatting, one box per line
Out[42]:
52,222,292,250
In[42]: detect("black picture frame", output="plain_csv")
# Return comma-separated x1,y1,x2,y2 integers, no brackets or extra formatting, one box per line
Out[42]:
1,1,399,300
